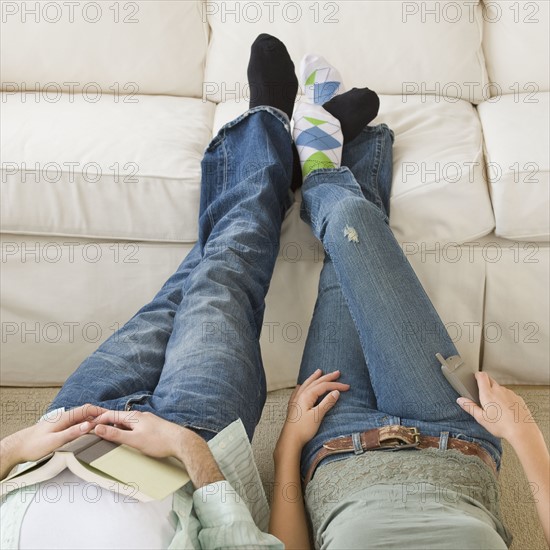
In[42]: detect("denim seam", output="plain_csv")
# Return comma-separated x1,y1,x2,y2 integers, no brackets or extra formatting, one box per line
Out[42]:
370,128,385,213
217,105,291,137
222,129,229,193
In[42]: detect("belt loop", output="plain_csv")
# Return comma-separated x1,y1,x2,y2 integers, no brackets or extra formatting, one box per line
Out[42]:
439,431,449,450
352,432,364,455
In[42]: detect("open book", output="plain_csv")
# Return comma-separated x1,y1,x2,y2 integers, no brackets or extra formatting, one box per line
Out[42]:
1,434,190,502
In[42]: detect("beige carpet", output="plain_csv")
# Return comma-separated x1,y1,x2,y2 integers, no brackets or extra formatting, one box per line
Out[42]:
1,385,548,550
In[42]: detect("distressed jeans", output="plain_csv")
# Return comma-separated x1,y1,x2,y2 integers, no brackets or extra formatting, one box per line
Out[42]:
48,106,294,442
297,124,503,480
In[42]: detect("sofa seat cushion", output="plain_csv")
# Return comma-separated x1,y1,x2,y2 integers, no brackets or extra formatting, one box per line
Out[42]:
481,235,550,384
1,93,216,242
0,229,491,388
215,94,496,245
0,228,323,390
477,92,550,241
0,235,195,386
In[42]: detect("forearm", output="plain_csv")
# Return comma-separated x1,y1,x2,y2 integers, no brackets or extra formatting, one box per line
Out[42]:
174,429,225,489
0,433,22,480
179,428,284,548
509,426,550,545
270,443,310,550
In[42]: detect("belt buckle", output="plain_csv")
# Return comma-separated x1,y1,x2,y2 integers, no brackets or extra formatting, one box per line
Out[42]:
378,426,421,451
408,426,421,445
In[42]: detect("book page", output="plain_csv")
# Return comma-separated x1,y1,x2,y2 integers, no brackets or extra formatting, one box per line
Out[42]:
0,453,67,498
1,452,55,482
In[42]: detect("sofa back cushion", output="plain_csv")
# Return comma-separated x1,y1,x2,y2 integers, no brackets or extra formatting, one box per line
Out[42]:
482,0,550,94
0,0,208,98
205,0,490,104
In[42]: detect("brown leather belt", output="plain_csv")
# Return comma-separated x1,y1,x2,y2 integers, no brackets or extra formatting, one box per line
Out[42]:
304,425,497,486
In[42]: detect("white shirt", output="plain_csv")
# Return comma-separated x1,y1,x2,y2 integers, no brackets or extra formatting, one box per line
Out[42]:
1,419,283,550
19,469,177,549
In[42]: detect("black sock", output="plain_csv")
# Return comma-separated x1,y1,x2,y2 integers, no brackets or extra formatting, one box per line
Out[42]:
291,144,302,192
323,87,380,143
247,34,298,121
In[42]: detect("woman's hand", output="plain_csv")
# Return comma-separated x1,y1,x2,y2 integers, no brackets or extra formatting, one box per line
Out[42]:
1,404,106,479
456,371,538,445
91,409,190,459
276,369,350,454
12,404,106,462
270,370,349,549
458,371,550,546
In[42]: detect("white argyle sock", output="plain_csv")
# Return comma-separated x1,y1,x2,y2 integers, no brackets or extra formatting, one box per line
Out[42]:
301,54,345,105
293,102,343,179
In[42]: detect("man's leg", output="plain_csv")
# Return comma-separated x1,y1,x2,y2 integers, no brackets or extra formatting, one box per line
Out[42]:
49,34,298,419
130,107,294,441
48,244,202,412
296,98,503,472
127,35,297,442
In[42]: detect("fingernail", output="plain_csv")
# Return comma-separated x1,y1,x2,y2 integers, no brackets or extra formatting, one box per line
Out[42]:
80,421,91,432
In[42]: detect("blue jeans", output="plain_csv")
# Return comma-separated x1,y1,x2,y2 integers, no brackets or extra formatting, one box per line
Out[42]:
298,123,503,480
48,106,294,442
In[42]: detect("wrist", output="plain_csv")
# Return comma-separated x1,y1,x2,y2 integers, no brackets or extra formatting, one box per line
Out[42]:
173,426,199,462
1,433,23,477
507,421,543,449
173,428,225,489
274,435,303,463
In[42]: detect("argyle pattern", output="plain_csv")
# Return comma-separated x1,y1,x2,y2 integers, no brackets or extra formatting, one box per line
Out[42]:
293,105,343,178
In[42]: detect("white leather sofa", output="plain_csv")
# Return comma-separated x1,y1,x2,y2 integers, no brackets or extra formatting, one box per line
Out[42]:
1,0,549,390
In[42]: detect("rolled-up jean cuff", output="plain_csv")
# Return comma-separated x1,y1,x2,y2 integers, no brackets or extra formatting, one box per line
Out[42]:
206,105,292,154
303,166,353,187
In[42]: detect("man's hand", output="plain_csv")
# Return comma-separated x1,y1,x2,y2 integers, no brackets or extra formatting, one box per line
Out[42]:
1,404,106,480
456,371,538,444
275,369,350,454
91,409,190,459
92,410,225,489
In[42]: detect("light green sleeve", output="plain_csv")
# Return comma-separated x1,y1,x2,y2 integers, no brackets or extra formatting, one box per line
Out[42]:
0,484,39,549
169,420,284,549
193,480,283,549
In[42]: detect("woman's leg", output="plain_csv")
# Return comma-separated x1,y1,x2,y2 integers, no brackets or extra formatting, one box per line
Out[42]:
300,163,503,469
298,124,395,478
293,86,503,475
